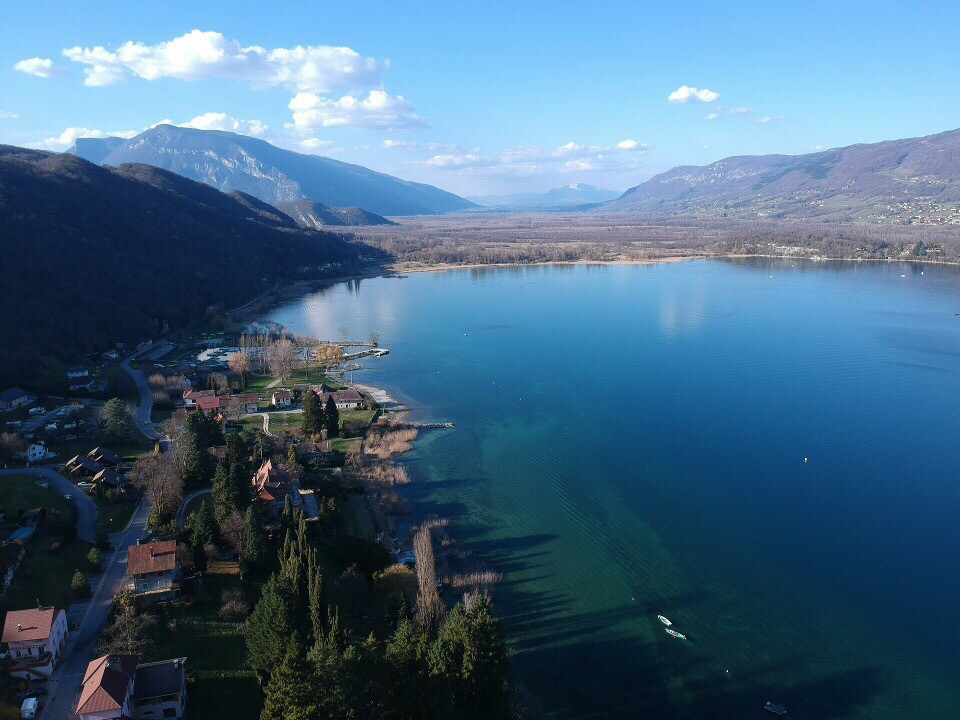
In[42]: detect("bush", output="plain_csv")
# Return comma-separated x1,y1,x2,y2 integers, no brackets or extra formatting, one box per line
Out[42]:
71,570,91,598
332,535,392,577
87,547,104,569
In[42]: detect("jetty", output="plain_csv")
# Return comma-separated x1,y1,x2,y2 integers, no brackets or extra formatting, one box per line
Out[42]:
344,348,390,360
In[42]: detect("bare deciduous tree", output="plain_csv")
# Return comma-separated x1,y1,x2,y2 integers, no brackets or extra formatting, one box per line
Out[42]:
267,338,297,381
221,510,247,556
129,452,183,518
96,604,156,656
228,350,251,377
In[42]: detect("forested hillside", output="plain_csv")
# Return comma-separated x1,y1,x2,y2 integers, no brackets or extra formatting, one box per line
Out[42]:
0,146,371,385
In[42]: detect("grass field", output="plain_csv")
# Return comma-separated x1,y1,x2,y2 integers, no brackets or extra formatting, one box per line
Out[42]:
147,566,262,720
246,365,345,393
0,474,92,608
340,409,376,436
94,497,137,534
331,437,362,454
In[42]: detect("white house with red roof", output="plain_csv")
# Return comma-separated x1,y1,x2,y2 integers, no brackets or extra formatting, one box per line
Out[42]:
1,606,68,680
126,541,180,602
76,654,187,720
182,389,215,408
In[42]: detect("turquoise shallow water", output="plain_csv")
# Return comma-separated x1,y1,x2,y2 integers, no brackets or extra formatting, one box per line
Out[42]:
266,259,960,719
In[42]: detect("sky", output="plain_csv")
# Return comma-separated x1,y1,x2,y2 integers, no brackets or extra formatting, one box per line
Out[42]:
2,1,960,196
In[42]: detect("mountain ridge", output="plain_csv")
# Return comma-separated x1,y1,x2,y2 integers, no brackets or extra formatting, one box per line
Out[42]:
606,127,960,222
68,125,475,216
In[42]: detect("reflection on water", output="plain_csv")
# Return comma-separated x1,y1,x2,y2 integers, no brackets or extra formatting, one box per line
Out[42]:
266,259,960,719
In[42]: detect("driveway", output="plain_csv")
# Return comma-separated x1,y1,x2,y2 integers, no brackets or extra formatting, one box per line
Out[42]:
38,498,152,720
0,467,97,543
120,346,159,440
175,487,212,527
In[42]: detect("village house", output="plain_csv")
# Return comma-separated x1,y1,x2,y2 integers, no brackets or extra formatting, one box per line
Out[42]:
65,455,106,479
0,388,36,412
76,654,187,720
252,459,302,516
126,541,180,602
1,607,68,680
195,396,221,412
271,389,293,408
182,389,215,408
69,378,108,393
317,388,364,410
88,447,124,467
225,393,260,415
295,440,333,462
66,367,90,380
92,467,125,491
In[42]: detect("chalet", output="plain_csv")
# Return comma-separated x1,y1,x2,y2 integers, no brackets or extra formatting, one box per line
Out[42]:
317,388,364,410
225,393,260,414
0,388,36,411
182,389,215,408
295,440,333,462
65,455,106,479
93,468,125,490
1,607,68,680
196,396,221,412
127,541,179,602
271,389,294,408
88,447,124,467
76,654,187,720
252,459,302,516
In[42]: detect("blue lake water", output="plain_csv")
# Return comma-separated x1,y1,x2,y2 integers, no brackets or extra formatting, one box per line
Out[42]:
265,259,960,719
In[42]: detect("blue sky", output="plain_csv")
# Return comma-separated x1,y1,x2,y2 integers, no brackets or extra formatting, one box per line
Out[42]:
2,1,959,195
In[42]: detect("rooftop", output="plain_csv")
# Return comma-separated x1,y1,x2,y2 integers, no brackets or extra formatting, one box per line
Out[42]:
127,540,177,576
1,607,61,644
77,654,138,715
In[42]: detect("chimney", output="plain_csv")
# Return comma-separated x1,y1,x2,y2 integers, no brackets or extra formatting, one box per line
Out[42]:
17,623,22,632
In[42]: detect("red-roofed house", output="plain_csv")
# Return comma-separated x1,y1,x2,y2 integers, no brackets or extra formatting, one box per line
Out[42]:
271,389,293,408
195,396,222,412
126,541,180,602
76,654,187,720
182,389,215,408
251,459,301,516
1,607,68,680
224,393,260,415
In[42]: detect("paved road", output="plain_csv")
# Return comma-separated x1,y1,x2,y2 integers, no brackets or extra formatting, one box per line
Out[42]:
120,347,159,440
0,467,97,543
39,499,151,720
175,487,212,527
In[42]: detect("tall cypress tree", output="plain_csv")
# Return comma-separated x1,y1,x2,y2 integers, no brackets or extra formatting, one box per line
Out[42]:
325,396,340,438
261,635,318,720
302,390,325,435
180,410,213,487
245,572,299,683
240,504,270,579
211,461,238,525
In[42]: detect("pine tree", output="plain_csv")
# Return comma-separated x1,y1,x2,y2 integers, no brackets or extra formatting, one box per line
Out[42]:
211,461,239,525
240,504,270,579
386,618,434,719
325,396,340,438
429,596,511,720
180,410,213,487
246,572,299,683
261,635,318,720
307,550,325,646
302,390,325,435
190,499,217,548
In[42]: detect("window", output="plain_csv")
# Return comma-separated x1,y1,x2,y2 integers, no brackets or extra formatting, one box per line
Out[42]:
160,694,178,703
162,708,178,718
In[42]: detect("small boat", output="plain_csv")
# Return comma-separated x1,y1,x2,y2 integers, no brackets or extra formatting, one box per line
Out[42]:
764,702,787,715
657,615,672,626
665,628,687,640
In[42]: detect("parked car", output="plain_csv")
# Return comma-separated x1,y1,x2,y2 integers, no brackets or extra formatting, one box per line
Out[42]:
77,482,94,490
21,697,39,720
24,689,48,699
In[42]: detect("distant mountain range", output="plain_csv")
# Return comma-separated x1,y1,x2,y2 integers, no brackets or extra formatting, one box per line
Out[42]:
68,125,475,217
0,144,368,385
469,183,621,209
275,198,396,229
606,128,960,222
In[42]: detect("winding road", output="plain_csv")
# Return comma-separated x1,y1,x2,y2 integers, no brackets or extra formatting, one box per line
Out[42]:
120,345,160,440
0,467,98,544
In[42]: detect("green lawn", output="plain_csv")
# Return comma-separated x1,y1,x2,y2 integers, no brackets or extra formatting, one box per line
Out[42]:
245,365,344,393
331,437,362,454
147,569,262,720
0,475,92,607
340,409,376,436
94,497,137,533
264,412,303,435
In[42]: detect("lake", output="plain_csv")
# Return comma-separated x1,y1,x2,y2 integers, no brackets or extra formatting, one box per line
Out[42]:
265,259,960,719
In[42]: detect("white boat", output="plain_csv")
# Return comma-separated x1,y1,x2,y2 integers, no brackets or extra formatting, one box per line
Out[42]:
657,615,672,626
665,628,687,640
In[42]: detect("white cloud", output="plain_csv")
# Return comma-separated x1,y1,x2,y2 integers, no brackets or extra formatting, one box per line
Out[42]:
38,126,140,149
288,90,426,131
668,85,719,104
61,30,385,93
705,112,719,121
728,106,752,114
810,145,825,151
0,110,19,119
300,138,335,150
382,139,418,149
13,57,65,78
178,112,268,136
425,139,651,178
755,115,785,124
425,153,496,169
